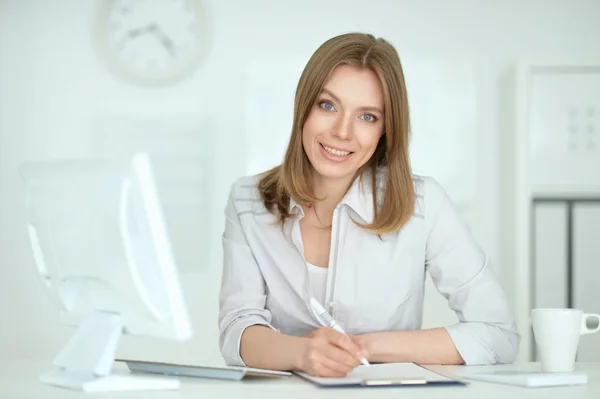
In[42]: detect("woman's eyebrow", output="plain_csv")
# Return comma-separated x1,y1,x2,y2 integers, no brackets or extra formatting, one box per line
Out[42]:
321,88,342,104
320,87,383,115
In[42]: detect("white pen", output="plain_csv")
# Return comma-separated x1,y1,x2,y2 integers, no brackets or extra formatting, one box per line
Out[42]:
309,297,370,367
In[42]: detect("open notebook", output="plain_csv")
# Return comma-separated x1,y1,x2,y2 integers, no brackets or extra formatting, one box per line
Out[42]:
295,362,465,387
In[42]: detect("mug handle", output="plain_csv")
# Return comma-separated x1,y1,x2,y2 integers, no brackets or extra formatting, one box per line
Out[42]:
581,314,600,335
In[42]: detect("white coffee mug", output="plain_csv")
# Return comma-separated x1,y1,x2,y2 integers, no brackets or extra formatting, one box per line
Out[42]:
531,308,600,372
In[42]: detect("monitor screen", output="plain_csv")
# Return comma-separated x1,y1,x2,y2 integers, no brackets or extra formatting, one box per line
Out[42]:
20,153,191,341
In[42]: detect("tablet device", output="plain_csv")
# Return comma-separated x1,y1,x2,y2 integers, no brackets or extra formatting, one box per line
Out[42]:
459,370,588,388
119,359,292,381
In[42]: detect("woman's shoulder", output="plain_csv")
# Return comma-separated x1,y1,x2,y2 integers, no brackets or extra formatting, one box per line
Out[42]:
409,172,458,224
229,174,264,201
374,167,452,217
410,173,445,200
225,174,272,218
373,167,445,200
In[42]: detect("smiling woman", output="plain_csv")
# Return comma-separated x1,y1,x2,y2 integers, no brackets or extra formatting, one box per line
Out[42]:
218,32,519,378
303,66,385,184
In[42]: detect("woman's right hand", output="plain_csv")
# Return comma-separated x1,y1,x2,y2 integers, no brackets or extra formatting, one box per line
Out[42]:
297,327,367,377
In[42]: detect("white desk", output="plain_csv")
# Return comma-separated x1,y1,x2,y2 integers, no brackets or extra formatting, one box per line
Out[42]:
2,360,599,398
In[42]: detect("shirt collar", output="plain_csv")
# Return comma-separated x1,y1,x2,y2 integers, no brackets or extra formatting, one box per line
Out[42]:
288,196,303,217
287,169,380,224
342,170,379,224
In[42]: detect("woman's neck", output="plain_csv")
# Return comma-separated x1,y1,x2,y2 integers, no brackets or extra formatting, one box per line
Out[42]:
311,172,355,218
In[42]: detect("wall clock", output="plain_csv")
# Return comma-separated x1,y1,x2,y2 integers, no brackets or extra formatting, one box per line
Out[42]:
92,0,209,85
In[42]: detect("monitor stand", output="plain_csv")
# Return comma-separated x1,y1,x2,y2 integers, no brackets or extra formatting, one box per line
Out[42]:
40,311,180,392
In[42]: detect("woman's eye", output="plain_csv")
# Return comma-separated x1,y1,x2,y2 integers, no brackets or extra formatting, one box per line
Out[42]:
319,101,335,111
360,113,377,122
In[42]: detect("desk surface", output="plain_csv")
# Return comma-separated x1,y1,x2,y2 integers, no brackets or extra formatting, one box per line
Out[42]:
2,360,599,398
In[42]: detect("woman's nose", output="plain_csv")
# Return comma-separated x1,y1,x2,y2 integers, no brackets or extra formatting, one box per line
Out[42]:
331,115,353,141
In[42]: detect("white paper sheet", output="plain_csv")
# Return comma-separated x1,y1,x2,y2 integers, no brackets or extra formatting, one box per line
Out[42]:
295,362,453,386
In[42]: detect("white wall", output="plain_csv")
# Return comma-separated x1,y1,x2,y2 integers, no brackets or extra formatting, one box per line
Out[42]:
1,0,600,364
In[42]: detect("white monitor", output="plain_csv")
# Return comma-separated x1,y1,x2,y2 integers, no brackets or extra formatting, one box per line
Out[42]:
19,153,192,392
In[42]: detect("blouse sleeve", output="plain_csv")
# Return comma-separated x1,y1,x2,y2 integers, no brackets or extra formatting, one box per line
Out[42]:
424,177,520,365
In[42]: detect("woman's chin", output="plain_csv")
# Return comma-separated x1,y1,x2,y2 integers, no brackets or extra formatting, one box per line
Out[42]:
311,163,358,182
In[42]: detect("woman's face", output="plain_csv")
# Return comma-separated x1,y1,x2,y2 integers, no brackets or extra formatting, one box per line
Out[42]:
302,64,385,184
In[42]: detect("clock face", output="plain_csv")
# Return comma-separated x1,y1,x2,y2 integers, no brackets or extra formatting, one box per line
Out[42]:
93,0,208,84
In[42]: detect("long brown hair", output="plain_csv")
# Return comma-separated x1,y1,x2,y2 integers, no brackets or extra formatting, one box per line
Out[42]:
258,32,414,235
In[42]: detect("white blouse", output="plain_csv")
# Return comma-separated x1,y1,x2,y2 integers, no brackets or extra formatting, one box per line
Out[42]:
218,168,520,367
306,262,328,307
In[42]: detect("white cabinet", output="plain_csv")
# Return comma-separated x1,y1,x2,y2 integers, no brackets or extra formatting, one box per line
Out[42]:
532,200,600,361
503,61,600,361
573,203,600,361
533,203,569,311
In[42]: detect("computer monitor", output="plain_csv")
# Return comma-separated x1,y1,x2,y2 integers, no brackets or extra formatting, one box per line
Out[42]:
19,153,193,392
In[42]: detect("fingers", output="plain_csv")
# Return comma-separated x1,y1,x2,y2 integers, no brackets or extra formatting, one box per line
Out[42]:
313,357,352,377
303,328,370,377
349,335,369,358
321,342,361,369
327,330,364,361
309,361,347,378
306,345,355,377
304,332,362,377
309,328,362,357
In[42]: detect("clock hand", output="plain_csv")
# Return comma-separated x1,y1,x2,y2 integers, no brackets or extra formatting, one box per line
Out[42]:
149,23,176,58
117,24,154,48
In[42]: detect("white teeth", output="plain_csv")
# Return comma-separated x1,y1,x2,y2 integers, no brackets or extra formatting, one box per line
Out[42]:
322,144,351,157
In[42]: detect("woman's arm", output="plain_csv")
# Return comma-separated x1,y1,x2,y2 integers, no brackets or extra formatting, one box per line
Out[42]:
356,328,464,365
355,179,519,366
240,325,365,374
219,182,277,366
240,326,307,370
417,178,520,365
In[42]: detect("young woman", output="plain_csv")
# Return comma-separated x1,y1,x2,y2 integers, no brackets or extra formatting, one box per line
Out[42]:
218,32,519,377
